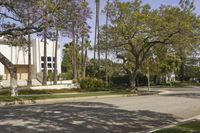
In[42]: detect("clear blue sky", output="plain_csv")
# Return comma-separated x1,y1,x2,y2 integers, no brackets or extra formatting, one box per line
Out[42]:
60,0,200,57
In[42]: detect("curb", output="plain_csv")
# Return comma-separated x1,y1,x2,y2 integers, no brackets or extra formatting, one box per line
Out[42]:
149,114,200,133
0,94,137,107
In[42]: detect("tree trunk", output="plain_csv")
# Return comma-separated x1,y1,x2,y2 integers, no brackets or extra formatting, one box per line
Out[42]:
76,35,79,79
72,23,77,80
81,35,85,78
27,31,32,86
105,0,109,86
130,72,138,91
42,27,47,85
83,45,87,78
93,0,99,77
97,0,100,63
27,5,32,86
0,52,18,96
147,67,150,91
53,29,58,85
130,76,136,88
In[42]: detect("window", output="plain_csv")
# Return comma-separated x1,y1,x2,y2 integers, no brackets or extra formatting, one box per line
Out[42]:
41,63,44,68
48,63,52,68
53,63,55,68
41,57,44,61
53,57,56,61
47,57,51,61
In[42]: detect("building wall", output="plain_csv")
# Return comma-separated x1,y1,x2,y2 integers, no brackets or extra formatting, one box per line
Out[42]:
0,38,61,80
33,38,61,74
4,65,29,80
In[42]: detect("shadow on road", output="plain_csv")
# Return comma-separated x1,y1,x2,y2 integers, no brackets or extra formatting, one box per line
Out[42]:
0,102,179,133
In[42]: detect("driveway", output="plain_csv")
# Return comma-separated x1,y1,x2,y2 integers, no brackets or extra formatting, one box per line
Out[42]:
0,87,200,133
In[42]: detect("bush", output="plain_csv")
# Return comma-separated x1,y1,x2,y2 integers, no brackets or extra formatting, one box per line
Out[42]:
60,73,72,80
110,75,130,87
47,72,53,81
79,77,106,91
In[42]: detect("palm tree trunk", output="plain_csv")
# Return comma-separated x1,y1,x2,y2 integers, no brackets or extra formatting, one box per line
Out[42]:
42,26,47,85
0,52,18,96
105,0,109,86
83,44,87,78
97,0,100,62
93,0,99,76
27,32,32,86
72,23,77,80
81,35,84,78
27,4,32,86
53,29,58,85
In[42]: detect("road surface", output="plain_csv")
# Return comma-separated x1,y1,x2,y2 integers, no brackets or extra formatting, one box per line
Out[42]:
0,87,200,133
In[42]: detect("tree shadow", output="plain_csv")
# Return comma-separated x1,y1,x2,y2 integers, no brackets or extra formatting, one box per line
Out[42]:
0,102,179,133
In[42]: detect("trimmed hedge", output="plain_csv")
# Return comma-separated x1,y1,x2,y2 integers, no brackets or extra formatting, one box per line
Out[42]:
79,77,106,91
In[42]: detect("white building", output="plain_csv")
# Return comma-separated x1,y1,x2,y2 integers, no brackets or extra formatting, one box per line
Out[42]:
0,38,61,81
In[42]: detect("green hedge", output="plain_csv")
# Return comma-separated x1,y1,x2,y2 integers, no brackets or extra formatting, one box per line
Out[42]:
79,77,106,91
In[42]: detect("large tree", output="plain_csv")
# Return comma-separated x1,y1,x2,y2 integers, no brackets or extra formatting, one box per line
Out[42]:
0,0,44,96
105,0,200,89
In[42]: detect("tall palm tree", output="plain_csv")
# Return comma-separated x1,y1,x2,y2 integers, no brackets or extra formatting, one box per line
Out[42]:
97,0,100,62
27,6,32,86
105,0,109,86
93,0,100,76
42,26,47,85
53,29,58,85
72,22,77,80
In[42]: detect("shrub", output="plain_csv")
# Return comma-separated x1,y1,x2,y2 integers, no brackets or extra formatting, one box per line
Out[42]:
60,73,72,80
47,72,53,81
79,77,106,91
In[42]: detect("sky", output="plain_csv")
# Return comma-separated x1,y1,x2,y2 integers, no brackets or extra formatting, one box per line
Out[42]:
60,0,200,57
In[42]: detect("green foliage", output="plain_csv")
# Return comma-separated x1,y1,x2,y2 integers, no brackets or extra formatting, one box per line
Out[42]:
79,77,106,91
59,73,72,80
86,59,123,80
100,0,200,87
47,72,53,81
110,75,130,87
61,43,73,73
0,75,2,81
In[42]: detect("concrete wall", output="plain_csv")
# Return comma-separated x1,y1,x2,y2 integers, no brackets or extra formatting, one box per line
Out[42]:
33,38,61,74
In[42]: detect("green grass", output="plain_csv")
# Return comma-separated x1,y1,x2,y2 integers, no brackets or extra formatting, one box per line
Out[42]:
0,90,133,103
153,121,200,133
0,87,158,103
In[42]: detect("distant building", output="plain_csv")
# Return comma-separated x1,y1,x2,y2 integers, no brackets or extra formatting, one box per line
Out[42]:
0,38,61,80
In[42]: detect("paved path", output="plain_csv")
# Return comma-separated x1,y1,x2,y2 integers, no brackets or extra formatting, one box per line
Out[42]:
0,87,200,133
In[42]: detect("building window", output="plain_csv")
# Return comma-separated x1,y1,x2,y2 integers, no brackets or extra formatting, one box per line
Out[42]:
53,57,56,61
41,63,44,68
53,63,55,68
41,57,44,61
47,57,51,61
48,63,52,68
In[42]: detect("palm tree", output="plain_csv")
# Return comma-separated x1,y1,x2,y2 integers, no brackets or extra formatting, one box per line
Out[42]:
42,26,47,85
93,0,100,76
53,29,58,85
97,0,100,62
105,0,109,86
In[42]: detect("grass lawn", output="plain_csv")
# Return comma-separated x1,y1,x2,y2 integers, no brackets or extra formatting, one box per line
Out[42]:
0,87,158,103
0,90,133,103
153,120,200,133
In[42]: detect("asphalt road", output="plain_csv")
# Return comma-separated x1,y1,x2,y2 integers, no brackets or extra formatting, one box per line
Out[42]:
0,87,200,133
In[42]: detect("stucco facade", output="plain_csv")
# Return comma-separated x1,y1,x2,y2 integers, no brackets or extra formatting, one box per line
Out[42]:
0,38,61,80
